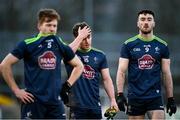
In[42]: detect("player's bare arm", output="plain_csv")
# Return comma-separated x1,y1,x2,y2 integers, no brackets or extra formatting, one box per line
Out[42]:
69,26,91,52
161,58,173,98
116,57,129,93
101,68,119,111
66,55,84,85
162,58,176,116
1,53,34,104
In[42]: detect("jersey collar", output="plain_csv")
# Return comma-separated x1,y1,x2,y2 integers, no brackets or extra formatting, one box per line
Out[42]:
78,48,92,53
38,33,56,37
137,34,155,42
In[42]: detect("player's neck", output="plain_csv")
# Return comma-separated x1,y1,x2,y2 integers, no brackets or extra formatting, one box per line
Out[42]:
139,31,154,41
78,47,91,52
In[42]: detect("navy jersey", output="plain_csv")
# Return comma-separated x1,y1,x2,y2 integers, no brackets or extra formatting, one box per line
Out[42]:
120,34,169,99
11,33,75,105
64,48,108,109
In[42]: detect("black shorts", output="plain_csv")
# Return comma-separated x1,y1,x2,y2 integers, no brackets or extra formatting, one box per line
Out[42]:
70,106,102,119
21,100,65,119
127,96,164,116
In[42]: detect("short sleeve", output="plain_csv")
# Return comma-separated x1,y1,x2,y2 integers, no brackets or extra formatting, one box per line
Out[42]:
56,36,75,62
120,43,130,58
11,41,26,59
62,44,75,62
161,45,169,59
100,54,108,69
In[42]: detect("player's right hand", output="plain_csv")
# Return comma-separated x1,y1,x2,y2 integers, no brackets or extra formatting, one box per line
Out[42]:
60,81,71,105
14,89,34,104
116,93,127,112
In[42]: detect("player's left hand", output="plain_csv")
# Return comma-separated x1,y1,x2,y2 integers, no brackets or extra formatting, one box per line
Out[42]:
60,81,71,105
116,93,127,112
166,97,177,116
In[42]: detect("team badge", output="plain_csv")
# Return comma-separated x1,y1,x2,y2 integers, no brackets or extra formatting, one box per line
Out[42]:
138,54,155,69
94,57,98,64
38,51,56,69
155,46,160,54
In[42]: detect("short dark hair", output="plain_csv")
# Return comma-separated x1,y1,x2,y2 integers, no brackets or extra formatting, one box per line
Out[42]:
138,9,155,18
72,22,90,37
37,8,60,25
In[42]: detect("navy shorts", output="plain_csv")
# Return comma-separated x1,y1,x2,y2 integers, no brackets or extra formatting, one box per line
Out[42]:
70,107,102,119
127,96,164,116
21,100,65,119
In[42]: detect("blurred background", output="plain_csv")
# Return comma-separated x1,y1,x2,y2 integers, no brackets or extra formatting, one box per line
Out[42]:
0,0,180,119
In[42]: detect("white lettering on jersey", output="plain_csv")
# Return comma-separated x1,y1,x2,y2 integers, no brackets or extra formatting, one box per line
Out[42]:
133,48,141,52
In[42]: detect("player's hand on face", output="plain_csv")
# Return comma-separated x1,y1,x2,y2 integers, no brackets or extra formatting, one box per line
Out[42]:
77,26,91,40
14,89,34,104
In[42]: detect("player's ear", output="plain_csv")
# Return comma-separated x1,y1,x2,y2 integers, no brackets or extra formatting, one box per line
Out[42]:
137,21,140,28
37,22,41,31
137,16,140,28
153,21,155,28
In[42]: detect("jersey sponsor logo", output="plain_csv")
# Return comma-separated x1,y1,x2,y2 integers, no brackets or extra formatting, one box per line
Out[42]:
83,65,95,79
127,105,132,113
98,102,101,106
45,39,54,42
38,44,42,48
25,111,32,119
156,89,160,93
38,51,56,69
133,48,141,52
159,106,164,109
138,54,155,69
